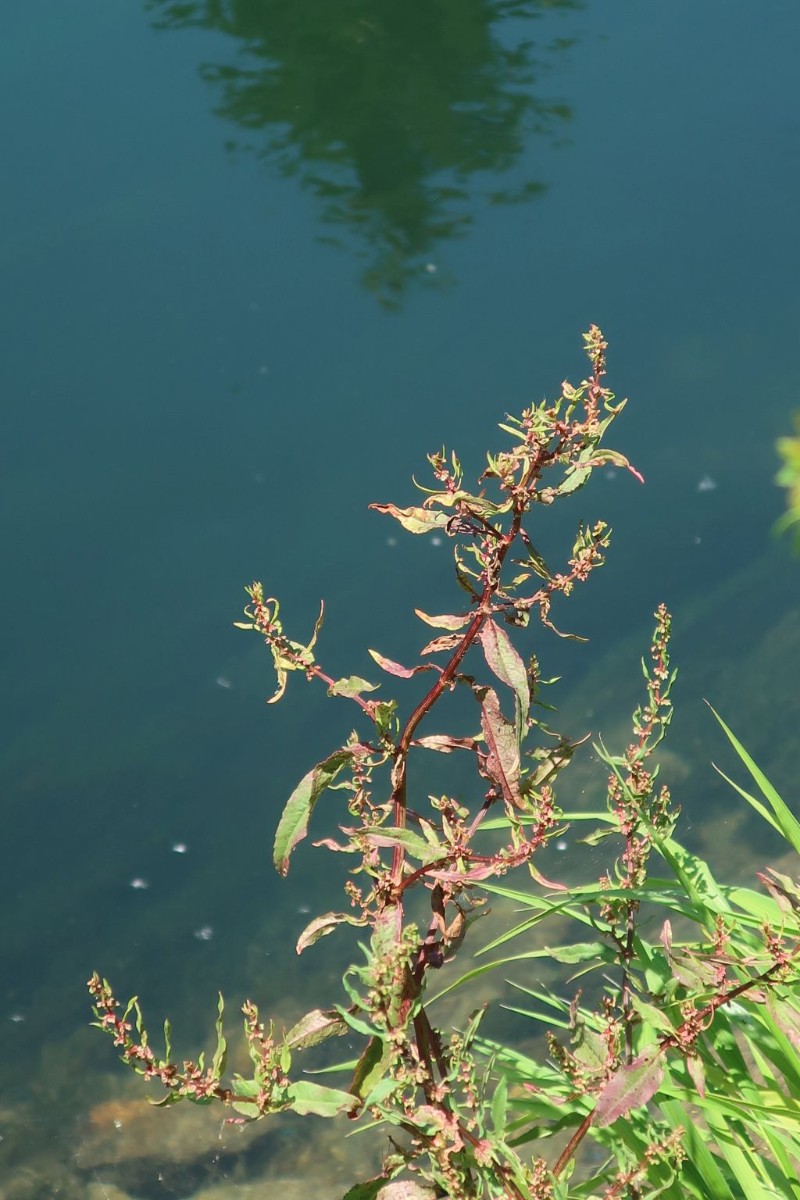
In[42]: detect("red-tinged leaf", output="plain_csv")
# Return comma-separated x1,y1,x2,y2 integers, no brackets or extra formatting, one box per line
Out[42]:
593,1049,664,1126
413,734,477,753
759,867,800,918
368,649,427,679
526,861,568,891
664,944,719,990
479,687,522,807
274,749,352,876
328,675,380,698
311,836,356,852
478,619,530,737
296,912,360,954
429,861,502,883
414,609,471,631
421,633,463,655
285,1008,348,1050
369,503,449,535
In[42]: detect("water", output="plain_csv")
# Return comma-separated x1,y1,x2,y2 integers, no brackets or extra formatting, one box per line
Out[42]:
1,1,799,1194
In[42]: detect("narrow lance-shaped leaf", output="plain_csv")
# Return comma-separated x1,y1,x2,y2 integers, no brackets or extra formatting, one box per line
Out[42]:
478,618,530,743
479,686,522,808
414,609,471,630
709,703,800,854
368,648,432,679
412,734,477,753
211,993,227,1079
369,503,450,535
296,911,364,955
274,749,353,876
421,633,464,655
349,1034,391,1105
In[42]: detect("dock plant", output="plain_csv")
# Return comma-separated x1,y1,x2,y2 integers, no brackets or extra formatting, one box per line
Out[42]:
90,330,800,1198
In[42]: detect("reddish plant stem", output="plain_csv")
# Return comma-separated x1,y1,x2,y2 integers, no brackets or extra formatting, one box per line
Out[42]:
387,439,561,892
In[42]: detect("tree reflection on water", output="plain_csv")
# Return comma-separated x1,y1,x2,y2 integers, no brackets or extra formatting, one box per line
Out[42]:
145,0,582,306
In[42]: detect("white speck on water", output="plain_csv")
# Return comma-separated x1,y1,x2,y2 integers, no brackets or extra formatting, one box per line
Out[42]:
386,536,397,548
172,842,188,854
113,1119,123,1130
130,878,150,890
216,676,233,689
424,262,438,274
693,535,702,545
297,905,311,915
430,536,443,547
697,475,717,492
194,926,214,941
9,1013,25,1023
556,840,568,852
604,468,618,480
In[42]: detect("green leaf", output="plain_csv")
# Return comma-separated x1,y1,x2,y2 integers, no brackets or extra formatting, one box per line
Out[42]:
369,503,450,535
660,1098,737,1199
491,1075,508,1132
274,749,353,876
286,1080,358,1117
211,993,227,1079
364,826,442,862
328,676,380,698
349,1035,390,1104
708,703,800,853
341,1180,386,1200
230,1076,262,1120
343,1181,432,1200
546,941,611,965
478,619,530,742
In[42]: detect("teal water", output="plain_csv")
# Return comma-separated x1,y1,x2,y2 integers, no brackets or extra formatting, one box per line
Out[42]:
1,1,799,1193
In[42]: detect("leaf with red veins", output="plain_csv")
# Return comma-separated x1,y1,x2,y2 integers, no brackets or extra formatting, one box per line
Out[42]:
369,503,450,535
296,912,363,954
478,618,531,741
478,686,522,808
414,609,471,631
593,1049,664,1126
421,633,464,655
412,735,478,753
368,649,433,679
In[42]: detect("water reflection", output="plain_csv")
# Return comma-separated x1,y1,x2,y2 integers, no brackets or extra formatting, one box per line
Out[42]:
145,0,581,306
